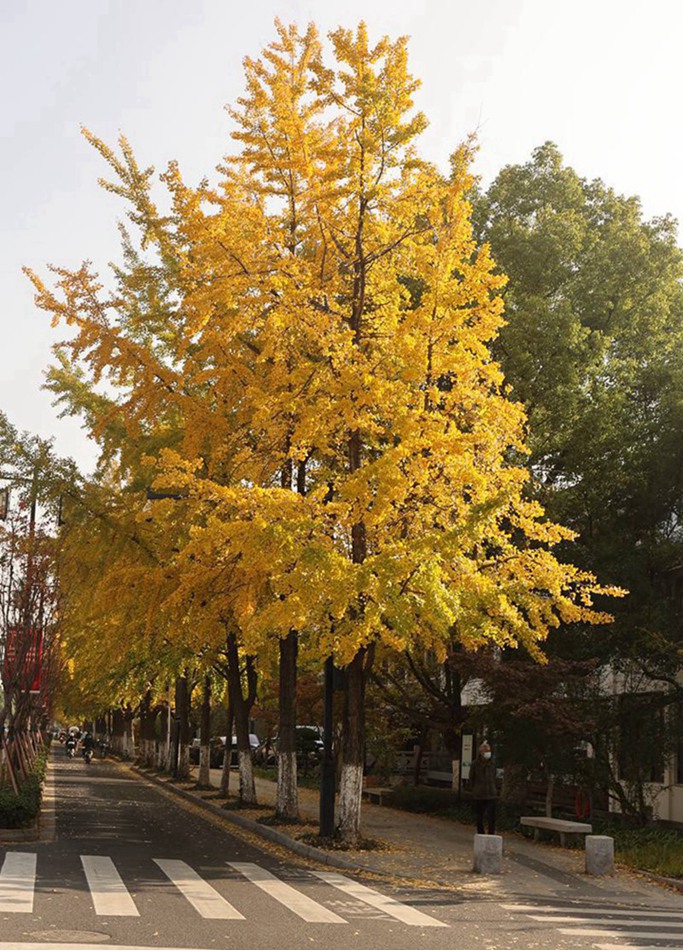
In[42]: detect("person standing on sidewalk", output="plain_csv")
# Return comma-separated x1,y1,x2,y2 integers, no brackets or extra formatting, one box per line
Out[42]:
469,740,497,834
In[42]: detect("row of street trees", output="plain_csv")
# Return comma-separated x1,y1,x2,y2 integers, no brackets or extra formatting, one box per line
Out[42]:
20,23,619,843
0,420,71,792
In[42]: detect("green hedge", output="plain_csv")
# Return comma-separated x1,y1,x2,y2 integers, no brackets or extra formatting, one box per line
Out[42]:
0,750,47,829
389,786,683,878
388,784,523,831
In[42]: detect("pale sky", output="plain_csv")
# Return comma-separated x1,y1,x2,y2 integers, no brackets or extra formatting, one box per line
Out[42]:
2,0,681,473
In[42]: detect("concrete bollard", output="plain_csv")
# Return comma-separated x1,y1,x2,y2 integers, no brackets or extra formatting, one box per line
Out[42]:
585,835,614,875
473,833,503,874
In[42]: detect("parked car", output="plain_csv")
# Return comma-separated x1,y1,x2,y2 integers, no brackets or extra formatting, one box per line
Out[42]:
189,736,232,768
227,734,261,767
256,726,323,768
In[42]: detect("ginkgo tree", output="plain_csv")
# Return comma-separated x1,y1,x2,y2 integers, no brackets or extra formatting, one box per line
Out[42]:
28,21,623,845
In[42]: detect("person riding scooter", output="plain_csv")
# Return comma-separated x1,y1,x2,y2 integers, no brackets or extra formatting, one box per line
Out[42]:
65,734,77,757
81,732,95,764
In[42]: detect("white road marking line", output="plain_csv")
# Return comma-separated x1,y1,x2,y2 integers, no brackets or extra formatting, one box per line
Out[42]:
531,914,683,926
228,862,346,923
80,855,139,916
561,928,683,940
0,945,215,950
312,871,449,928
596,945,683,950
0,852,36,913
154,858,244,919
503,903,683,919
529,914,683,927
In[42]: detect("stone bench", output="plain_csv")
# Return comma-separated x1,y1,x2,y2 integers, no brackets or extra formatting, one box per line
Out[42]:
520,816,592,847
362,787,394,806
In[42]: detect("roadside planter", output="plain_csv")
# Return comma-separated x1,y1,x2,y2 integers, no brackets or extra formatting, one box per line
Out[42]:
0,736,48,838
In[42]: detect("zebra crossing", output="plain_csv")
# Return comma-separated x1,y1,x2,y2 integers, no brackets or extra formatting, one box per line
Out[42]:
0,851,447,927
503,901,683,947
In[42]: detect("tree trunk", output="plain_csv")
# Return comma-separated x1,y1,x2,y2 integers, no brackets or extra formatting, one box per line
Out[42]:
175,675,191,781
338,649,367,845
451,756,460,792
157,700,170,771
219,700,234,799
138,691,159,768
275,457,302,820
111,707,124,756
226,630,257,805
412,723,428,787
121,705,134,759
277,631,299,820
545,771,555,818
197,675,211,788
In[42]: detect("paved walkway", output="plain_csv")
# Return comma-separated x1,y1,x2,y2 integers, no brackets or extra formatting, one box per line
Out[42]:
185,768,683,908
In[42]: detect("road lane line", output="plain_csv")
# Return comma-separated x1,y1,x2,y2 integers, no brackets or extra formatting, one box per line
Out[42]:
0,944,216,950
0,852,36,912
532,914,683,926
311,871,449,927
596,945,683,949
154,858,244,919
80,855,139,916
228,862,346,923
503,903,683,918
561,928,683,940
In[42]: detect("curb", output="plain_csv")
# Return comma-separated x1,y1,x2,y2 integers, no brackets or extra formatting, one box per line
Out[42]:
0,824,40,844
129,765,391,878
632,869,683,894
125,763,683,897
37,757,57,843
0,755,55,846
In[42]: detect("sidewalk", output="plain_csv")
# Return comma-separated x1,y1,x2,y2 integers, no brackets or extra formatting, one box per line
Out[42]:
135,765,683,909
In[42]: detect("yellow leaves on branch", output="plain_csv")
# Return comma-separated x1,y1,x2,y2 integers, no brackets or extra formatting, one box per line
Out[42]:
31,20,626,674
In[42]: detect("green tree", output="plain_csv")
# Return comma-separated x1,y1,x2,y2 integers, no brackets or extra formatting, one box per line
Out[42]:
475,143,683,817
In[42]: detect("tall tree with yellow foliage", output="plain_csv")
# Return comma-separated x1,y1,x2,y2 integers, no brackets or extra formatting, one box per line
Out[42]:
28,21,622,845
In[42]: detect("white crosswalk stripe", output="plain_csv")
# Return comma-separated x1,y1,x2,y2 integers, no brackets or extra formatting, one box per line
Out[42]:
596,945,683,949
0,851,449,927
228,862,346,923
80,855,139,916
0,852,36,913
154,858,244,919
504,901,683,947
312,871,449,927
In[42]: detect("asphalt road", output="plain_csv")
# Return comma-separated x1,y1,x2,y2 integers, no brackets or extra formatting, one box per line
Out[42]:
0,753,682,950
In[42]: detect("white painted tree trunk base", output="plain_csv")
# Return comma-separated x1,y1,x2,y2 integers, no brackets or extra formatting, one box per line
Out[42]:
219,753,231,797
277,751,298,819
338,763,364,844
141,738,155,768
198,745,210,786
239,750,257,804
177,747,190,781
